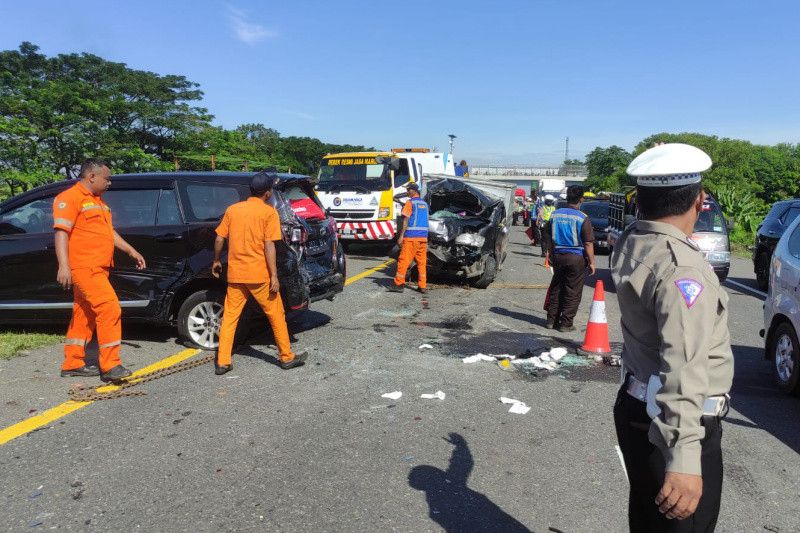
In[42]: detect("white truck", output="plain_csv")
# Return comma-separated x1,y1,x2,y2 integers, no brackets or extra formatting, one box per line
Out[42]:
315,149,455,243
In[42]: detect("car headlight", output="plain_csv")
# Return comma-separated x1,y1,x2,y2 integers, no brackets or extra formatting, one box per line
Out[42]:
455,233,485,247
378,207,390,219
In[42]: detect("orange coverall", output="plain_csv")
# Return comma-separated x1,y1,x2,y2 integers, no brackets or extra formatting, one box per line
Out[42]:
53,182,122,373
215,197,295,366
394,200,427,289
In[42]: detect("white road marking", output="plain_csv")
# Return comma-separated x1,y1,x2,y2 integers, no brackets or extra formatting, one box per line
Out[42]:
725,279,767,298
615,445,629,483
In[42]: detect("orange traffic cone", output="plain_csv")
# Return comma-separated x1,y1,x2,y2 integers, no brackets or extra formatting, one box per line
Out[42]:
578,281,612,356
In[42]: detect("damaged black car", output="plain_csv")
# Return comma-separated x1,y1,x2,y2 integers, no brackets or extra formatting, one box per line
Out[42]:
424,178,511,288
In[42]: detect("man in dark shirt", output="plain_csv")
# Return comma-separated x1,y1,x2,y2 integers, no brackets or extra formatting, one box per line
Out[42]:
544,186,595,332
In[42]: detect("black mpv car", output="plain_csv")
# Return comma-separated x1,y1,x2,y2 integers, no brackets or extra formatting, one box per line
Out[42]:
0,172,346,349
753,199,800,290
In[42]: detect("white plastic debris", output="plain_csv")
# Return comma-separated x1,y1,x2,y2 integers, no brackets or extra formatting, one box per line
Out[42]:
381,391,402,400
421,390,446,400
539,352,552,362
508,402,531,415
418,344,434,350
549,347,568,361
462,354,497,363
545,361,558,371
593,355,604,363
499,397,530,414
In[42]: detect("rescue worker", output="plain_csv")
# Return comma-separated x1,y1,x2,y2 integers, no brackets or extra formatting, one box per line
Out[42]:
212,172,307,375
543,186,594,332
611,143,732,531
537,194,556,257
513,199,524,226
53,158,146,382
387,183,428,294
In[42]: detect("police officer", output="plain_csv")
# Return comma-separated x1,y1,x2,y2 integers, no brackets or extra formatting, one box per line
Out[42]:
388,183,428,294
544,186,595,331
611,144,733,532
53,158,146,382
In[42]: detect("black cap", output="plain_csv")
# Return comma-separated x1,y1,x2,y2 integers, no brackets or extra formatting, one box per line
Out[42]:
405,182,420,192
250,172,276,196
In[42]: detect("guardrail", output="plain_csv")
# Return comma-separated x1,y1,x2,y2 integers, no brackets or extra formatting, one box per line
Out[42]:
470,165,587,177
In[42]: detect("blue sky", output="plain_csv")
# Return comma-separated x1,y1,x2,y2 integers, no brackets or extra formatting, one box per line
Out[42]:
2,0,799,164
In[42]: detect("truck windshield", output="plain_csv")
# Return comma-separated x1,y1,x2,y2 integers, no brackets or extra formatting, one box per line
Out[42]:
317,160,391,192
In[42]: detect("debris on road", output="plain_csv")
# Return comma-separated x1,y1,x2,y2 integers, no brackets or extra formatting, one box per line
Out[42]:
418,344,434,350
381,391,403,400
462,353,498,363
420,390,446,400
28,485,43,499
499,397,530,414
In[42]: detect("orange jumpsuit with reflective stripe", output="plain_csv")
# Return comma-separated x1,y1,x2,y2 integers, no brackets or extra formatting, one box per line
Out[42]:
394,200,428,289
53,182,122,373
215,197,295,366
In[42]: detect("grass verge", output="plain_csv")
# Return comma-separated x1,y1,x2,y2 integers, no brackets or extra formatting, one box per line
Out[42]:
0,332,61,360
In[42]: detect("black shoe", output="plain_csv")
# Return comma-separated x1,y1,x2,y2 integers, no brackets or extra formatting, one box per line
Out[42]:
418,287,429,294
545,320,556,330
215,364,232,376
386,284,405,293
279,350,308,370
60,365,100,378
557,325,576,333
100,365,132,382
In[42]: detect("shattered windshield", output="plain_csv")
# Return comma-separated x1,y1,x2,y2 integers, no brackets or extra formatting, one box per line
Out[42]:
317,158,391,192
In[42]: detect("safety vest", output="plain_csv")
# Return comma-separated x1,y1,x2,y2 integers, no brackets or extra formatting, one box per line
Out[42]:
551,207,587,255
540,205,555,221
405,197,429,239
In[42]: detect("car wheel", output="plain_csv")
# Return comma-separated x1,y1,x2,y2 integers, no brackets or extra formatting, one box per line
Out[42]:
755,251,770,291
471,255,497,289
770,322,800,395
177,290,224,350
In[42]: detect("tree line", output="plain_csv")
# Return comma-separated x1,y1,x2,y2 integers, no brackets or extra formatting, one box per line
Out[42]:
582,133,800,245
0,42,371,199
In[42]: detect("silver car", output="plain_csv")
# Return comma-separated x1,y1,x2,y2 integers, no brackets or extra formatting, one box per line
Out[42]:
762,211,800,394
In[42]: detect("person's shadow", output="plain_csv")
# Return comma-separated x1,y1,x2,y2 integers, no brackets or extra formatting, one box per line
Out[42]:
408,433,531,532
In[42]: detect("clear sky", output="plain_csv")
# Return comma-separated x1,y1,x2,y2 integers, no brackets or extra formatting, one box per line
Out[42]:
2,0,799,164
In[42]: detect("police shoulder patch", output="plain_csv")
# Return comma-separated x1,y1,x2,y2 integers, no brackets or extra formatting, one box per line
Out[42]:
57,202,66,209
674,278,704,308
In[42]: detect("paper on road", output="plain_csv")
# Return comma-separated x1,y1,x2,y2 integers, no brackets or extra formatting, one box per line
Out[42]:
463,354,497,363
499,396,530,414
420,390,446,400
381,391,402,400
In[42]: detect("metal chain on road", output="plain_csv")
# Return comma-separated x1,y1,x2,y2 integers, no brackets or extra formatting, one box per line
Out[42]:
68,354,215,402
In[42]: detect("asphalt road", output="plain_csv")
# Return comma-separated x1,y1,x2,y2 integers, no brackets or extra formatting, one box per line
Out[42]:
0,227,798,532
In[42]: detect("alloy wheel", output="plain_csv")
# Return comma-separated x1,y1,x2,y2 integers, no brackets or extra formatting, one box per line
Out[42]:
775,333,795,383
187,301,223,349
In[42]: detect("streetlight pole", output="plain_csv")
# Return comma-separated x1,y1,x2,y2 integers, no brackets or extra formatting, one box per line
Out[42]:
448,134,457,155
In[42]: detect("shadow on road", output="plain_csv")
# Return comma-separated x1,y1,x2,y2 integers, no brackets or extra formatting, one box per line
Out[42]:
343,241,394,260
585,266,616,294
408,433,531,533
490,306,548,328
729,344,800,454
724,276,766,301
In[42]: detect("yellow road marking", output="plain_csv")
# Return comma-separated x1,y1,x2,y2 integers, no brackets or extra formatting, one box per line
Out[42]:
1,256,395,446
344,259,396,286
0,348,199,446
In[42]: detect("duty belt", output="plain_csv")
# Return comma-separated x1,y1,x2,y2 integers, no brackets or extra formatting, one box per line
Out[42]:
626,374,729,417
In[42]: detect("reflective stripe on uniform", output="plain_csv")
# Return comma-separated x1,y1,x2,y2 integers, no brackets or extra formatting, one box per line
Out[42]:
64,338,86,346
99,340,121,349
80,205,103,213
54,218,74,228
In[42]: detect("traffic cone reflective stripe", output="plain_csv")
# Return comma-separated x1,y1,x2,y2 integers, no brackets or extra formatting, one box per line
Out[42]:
580,280,611,355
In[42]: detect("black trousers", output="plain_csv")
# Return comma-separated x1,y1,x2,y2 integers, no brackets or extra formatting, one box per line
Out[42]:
546,253,586,327
614,386,723,533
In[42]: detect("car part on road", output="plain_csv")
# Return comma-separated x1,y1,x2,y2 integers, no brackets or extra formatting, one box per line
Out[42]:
769,322,800,394
68,353,215,401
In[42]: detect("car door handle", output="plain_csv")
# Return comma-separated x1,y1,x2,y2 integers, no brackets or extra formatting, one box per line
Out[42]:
155,234,183,242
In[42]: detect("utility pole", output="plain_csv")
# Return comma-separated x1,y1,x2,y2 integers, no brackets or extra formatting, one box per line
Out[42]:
564,137,569,163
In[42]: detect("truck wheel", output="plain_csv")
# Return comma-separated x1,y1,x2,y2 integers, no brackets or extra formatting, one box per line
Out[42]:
177,289,225,350
755,251,770,290
770,322,800,395
471,255,497,289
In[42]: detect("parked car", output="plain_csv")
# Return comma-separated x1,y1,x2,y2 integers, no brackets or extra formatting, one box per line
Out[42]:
580,199,610,253
0,172,346,349
753,199,800,290
761,210,800,395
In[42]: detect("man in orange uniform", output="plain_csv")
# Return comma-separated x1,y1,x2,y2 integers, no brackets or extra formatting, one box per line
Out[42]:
212,172,307,375
53,159,146,382
388,183,428,294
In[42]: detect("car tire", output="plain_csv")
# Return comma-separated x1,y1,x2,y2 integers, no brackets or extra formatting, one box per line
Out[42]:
177,289,226,351
471,255,497,289
755,251,770,291
769,321,800,395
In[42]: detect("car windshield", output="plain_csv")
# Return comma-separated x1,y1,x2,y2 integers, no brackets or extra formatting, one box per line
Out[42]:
694,203,726,233
317,158,391,192
581,202,609,219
